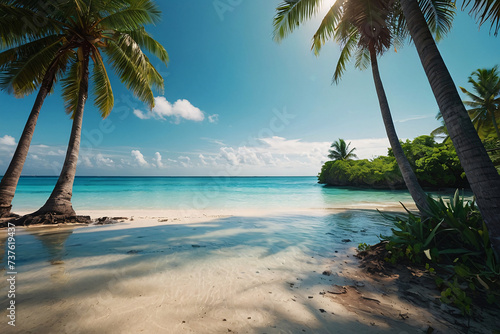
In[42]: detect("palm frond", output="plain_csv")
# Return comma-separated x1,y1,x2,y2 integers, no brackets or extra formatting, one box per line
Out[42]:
97,0,161,31
91,47,114,118
0,35,64,69
120,27,168,65
105,39,155,108
332,25,359,84
418,0,456,41
61,52,82,116
273,0,324,42
0,38,64,96
0,3,63,48
354,47,370,71
464,0,500,35
311,0,345,55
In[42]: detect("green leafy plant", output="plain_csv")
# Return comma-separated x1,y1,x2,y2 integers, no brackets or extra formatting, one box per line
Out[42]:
358,243,371,251
380,190,500,314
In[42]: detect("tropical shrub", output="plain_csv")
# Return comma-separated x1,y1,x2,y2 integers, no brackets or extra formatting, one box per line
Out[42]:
380,191,500,314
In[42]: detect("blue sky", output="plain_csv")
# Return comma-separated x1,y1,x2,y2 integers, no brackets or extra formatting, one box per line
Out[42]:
0,1,499,176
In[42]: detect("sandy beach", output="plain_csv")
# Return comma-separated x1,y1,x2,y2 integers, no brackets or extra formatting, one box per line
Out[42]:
0,207,496,334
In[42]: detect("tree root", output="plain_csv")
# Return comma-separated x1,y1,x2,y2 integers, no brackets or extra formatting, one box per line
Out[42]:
2,212,91,227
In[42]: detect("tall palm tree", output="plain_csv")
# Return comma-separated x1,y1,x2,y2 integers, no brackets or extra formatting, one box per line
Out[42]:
460,66,500,139
273,0,452,213
1,0,168,220
328,138,357,161
0,1,73,217
399,0,500,255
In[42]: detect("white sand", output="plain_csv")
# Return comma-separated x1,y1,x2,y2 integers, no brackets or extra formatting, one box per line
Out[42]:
0,207,487,333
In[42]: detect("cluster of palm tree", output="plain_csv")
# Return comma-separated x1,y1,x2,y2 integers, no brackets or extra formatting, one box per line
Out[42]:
273,0,500,255
0,0,168,220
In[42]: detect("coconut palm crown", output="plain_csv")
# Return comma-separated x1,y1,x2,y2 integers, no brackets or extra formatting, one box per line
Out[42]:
328,138,357,161
460,66,500,139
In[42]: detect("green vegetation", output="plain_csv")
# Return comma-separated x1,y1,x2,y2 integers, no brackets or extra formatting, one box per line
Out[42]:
460,66,500,140
380,191,500,315
318,136,466,189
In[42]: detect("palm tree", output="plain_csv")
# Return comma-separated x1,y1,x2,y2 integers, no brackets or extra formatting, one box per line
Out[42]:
273,0,450,213
328,138,357,161
0,1,73,217
399,0,500,255
1,0,168,220
460,66,500,139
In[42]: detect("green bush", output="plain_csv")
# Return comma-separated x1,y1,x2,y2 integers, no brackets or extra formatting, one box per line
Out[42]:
380,190,500,315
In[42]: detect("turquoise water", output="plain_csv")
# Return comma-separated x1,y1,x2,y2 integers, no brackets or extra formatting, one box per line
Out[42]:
12,176,452,211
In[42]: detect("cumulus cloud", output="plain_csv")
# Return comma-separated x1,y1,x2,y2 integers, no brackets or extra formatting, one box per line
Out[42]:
346,138,392,159
134,97,205,123
95,153,114,168
80,156,93,168
153,152,164,168
131,150,149,167
133,109,150,120
0,135,16,149
208,114,219,124
190,136,392,174
178,156,192,168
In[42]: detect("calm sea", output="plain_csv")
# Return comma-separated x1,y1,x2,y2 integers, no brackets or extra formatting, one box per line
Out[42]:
11,176,457,212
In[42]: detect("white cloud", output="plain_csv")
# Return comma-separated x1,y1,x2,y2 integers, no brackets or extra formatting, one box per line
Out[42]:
0,135,16,148
153,152,164,168
199,154,208,166
346,138,392,159
178,156,192,168
133,109,150,120
208,114,219,124
134,97,205,123
131,150,149,167
81,156,93,168
47,149,66,156
190,137,393,175
95,153,114,168
396,115,432,123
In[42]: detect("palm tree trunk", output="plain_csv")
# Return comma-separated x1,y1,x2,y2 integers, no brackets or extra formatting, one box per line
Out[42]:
35,46,90,216
0,62,59,217
369,45,430,214
399,0,500,256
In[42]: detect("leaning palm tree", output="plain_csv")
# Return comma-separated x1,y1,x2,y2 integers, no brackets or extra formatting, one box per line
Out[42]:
399,0,500,255
0,1,72,217
460,66,500,139
328,138,357,161
273,0,453,213
2,0,168,221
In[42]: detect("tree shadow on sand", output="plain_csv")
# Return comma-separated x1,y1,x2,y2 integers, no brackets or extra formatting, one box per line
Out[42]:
2,210,492,333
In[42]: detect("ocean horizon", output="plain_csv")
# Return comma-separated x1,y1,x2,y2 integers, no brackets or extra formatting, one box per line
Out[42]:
9,175,464,212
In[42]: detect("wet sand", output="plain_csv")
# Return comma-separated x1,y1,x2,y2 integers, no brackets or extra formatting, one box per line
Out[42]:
0,208,495,333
